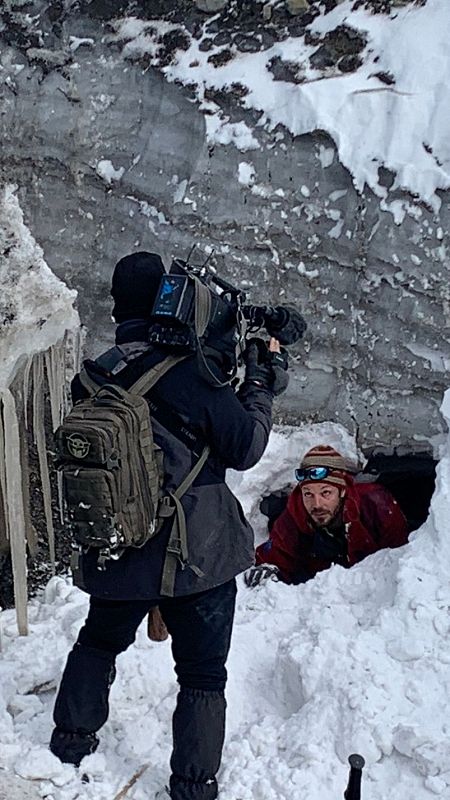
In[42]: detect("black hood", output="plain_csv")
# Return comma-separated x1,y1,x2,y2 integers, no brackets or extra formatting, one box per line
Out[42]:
111,251,165,323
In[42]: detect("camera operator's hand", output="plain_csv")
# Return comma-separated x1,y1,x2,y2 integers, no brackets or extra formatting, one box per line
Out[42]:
242,338,289,396
265,305,307,346
244,563,280,588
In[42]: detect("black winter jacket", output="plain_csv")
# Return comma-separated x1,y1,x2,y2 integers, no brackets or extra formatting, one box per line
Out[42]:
71,322,273,600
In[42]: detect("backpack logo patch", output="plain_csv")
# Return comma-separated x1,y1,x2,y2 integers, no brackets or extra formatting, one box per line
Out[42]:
67,433,91,459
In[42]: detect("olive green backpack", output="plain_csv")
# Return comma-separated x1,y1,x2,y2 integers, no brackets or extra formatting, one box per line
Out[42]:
55,354,209,595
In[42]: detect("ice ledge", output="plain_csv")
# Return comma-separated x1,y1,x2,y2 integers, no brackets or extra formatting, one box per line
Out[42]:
0,185,79,393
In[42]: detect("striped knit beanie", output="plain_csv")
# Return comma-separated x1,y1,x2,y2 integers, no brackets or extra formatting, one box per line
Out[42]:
300,444,348,489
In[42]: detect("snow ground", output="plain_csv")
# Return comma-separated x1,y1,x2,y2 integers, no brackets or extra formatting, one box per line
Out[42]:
2,416,450,800
111,0,450,213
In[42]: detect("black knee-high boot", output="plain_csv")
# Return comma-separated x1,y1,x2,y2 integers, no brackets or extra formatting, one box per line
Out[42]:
50,643,116,766
170,688,226,800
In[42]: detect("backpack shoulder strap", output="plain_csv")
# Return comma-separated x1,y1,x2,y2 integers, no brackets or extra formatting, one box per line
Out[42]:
160,444,210,597
129,354,188,395
173,445,210,502
78,353,187,397
78,364,103,395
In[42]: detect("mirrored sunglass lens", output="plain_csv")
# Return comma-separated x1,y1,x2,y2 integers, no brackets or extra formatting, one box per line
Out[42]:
310,467,329,480
295,466,330,481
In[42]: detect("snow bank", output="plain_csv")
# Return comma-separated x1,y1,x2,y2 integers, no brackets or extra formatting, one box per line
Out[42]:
0,185,79,392
224,411,450,799
1,415,450,798
113,0,450,211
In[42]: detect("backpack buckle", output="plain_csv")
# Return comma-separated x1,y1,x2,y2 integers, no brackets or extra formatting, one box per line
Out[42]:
97,548,111,570
166,537,188,570
158,496,175,518
166,538,183,558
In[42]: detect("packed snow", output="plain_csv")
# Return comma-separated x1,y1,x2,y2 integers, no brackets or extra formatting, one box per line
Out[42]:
111,0,450,212
0,186,78,393
1,416,450,799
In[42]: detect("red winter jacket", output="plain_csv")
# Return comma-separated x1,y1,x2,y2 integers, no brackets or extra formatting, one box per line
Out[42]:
255,479,408,583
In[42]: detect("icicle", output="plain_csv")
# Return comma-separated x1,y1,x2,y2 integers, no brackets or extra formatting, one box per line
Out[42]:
55,329,82,524
44,341,66,432
14,370,38,558
1,390,28,636
32,354,55,573
65,327,83,382
57,470,64,526
0,402,8,544
58,334,72,523
22,355,33,430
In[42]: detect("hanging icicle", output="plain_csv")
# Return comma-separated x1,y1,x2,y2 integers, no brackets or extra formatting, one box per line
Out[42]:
45,340,67,526
22,354,33,431
1,389,28,635
44,340,67,433
32,353,56,572
66,327,83,379
55,330,83,524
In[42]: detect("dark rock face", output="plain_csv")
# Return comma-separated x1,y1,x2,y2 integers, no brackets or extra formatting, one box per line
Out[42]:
310,25,367,72
268,55,305,83
208,48,234,66
233,33,263,53
0,0,446,454
352,0,426,11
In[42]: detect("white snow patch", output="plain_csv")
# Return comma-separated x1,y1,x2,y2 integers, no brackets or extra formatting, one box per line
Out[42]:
237,162,256,186
173,178,188,204
95,159,125,184
406,342,450,373
328,217,345,239
205,114,260,151
68,36,94,53
318,145,335,169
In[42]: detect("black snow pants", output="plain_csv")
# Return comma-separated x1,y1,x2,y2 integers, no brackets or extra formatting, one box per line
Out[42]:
52,579,237,800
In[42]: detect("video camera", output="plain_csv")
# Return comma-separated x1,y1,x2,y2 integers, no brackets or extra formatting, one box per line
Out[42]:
148,257,307,355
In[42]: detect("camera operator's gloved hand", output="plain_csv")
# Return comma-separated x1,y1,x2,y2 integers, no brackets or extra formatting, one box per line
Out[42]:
243,338,289,396
265,305,307,346
244,563,280,588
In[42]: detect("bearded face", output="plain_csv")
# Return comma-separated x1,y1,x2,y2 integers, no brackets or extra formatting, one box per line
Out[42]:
300,482,344,527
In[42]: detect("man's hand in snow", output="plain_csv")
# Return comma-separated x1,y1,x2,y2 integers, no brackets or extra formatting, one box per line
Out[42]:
244,563,280,588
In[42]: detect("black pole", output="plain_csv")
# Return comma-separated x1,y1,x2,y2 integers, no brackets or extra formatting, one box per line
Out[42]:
344,754,365,800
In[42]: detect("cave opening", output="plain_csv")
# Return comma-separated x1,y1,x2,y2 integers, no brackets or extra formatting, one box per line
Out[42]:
362,450,437,533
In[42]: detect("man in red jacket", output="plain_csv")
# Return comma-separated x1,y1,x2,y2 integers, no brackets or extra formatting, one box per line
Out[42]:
246,444,408,586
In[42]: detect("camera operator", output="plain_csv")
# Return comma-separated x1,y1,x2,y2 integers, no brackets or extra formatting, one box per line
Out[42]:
49,250,305,800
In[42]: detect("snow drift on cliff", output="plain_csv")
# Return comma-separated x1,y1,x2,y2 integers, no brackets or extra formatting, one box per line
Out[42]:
0,185,79,392
113,0,450,215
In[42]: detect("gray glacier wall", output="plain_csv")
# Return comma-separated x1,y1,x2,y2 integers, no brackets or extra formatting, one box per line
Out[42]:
0,0,448,453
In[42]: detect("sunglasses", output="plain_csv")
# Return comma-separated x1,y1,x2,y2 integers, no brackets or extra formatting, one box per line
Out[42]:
295,466,330,482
